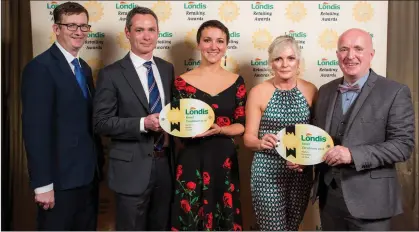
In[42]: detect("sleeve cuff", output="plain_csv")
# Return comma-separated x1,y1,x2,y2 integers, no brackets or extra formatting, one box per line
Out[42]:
34,183,53,194
140,117,148,133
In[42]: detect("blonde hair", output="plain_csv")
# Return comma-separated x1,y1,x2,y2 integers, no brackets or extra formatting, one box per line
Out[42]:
268,35,301,63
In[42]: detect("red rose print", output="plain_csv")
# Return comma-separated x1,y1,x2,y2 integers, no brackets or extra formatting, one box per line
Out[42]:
230,183,235,192
236,208,240,214
171,227,179,231
223,158,232,169
236,84,246,98
223,192,233,208
186,181,196,191
211,104,219,109
204,199,208,205
174,77,186,90
185,86,196,94
216,116,231,127
203,172,210,185
205,212,213,229
176,165,183,180
233,223,242,231
234,106,245,119
180,199,191,213
198,206,204,217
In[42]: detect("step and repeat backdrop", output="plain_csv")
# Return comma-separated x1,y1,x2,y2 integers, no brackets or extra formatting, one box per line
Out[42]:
30,1,388,230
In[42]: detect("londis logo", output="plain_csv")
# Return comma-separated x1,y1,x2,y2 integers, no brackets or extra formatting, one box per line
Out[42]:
88,32,105,38
184,1,207,9
159,32,173,38
47,1,59,9
116,1,137,10
317,58,338,66
185,107,208,115
184,58,200,66
251,58,268,66
230,32,240,38
285,30,307,38
251,1,274,10
301,133,326,142
318,2,340,10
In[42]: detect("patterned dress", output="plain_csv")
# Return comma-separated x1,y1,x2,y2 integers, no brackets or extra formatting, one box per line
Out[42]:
251,86,313,231
171,76,246,231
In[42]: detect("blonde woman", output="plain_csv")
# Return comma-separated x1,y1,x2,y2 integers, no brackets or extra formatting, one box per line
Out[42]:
244,35,317,230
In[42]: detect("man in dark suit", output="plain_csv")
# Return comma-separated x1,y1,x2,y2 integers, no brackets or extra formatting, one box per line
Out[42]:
93,6,175,231
289,28,414,230
21,2,103,230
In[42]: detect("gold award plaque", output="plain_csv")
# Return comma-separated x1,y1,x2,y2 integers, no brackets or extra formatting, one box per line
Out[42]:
159,99,215,137
275,124,334,165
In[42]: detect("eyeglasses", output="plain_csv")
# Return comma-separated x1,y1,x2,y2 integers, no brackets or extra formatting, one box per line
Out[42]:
56,23,91,32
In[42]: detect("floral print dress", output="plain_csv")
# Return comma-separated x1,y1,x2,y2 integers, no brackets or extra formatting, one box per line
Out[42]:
170,76,246,231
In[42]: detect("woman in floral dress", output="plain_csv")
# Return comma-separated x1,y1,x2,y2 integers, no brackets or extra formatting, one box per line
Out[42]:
170,20,246,231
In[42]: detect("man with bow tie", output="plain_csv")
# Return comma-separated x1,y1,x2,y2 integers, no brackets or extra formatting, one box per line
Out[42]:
288,28,415,230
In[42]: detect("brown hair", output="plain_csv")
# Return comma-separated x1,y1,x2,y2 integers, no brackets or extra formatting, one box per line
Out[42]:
196,20,230,44
53,2,89,23
125,6,159,31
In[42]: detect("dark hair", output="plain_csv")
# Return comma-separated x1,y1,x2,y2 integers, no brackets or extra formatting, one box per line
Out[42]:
53,2,89,23
126,6,159,31
196,20,230,44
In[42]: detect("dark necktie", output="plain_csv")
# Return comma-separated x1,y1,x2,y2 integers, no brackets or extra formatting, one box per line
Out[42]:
144,61,164,151
338,84,360,93
71,58,88,98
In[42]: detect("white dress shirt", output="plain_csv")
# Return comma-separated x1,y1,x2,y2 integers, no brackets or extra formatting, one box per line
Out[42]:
129,51,166,133
34,41,80,195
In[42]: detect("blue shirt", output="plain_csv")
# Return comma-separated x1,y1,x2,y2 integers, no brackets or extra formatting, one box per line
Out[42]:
341,72,369,114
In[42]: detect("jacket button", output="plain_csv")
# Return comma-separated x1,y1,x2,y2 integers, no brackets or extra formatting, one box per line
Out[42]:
148,153,152,157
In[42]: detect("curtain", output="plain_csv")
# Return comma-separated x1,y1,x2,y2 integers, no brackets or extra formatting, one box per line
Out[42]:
1,0,36,230
387,1,419,230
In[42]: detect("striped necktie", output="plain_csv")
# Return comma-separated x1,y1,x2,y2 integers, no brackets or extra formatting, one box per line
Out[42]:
144,61,164,151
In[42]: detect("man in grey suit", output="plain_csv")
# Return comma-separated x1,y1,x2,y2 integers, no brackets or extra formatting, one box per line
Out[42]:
289,28,415,230
93,6,174,231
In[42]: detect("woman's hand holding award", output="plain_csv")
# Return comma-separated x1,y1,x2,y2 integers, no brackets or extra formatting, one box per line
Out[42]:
159,99,215,137
275,124,334,165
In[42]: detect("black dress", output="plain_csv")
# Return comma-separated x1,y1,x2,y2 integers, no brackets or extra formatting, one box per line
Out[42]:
170,76,246,231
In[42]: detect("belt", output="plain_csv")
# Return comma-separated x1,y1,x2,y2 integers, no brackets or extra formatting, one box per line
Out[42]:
149,148,167,158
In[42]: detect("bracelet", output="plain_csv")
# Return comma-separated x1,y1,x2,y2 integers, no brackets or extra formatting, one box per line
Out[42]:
219,127,223,135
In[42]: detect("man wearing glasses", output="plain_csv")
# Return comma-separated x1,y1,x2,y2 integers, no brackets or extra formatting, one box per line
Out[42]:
21,2,103,230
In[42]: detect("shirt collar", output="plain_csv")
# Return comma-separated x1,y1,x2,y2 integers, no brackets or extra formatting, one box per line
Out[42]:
343,71,370,88
55,41,79,64
129,51,155,69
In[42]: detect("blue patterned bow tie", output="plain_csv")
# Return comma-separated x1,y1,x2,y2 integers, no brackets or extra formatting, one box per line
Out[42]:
338,84,360,93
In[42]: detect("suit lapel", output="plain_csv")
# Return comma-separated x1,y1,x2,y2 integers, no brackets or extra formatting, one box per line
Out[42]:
50,44,85,99
154,58,171,105
324,78,342,133
81,60,94,100
120,54,150,113
344,71,378,136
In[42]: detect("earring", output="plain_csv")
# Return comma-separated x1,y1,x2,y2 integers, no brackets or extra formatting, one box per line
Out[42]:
224,55,227,66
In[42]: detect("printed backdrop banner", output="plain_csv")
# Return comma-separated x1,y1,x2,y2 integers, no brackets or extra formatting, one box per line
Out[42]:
30,1,388,230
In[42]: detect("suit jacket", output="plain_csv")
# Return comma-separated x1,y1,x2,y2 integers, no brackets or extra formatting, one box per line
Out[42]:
312,69,415,219
93,53,175,195
21,44,103,191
